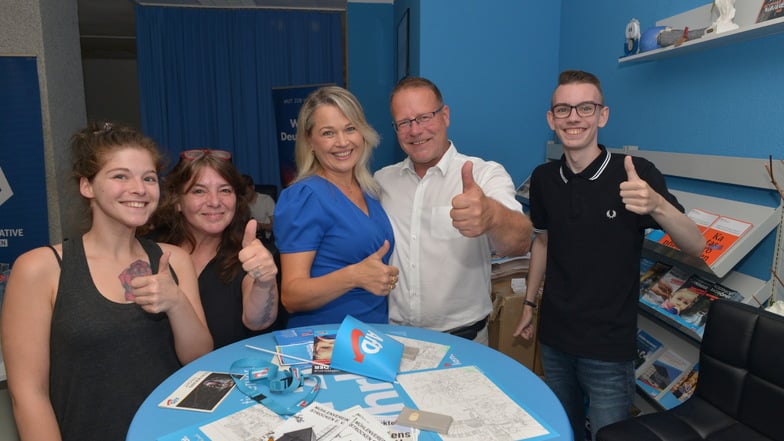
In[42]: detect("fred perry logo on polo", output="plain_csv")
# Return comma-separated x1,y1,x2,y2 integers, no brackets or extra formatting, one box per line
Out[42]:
606,209,617,219
351,328,384,363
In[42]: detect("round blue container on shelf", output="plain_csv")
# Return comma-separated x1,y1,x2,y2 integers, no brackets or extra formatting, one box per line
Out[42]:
640,25,667,52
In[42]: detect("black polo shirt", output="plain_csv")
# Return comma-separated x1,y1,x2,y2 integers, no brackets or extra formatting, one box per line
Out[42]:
530,146,683,361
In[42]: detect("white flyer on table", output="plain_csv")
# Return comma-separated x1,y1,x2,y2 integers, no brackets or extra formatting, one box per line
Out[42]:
388,334,449,372
396,365,552,440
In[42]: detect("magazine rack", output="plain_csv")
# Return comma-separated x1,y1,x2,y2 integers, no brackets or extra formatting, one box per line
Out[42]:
626,149,781,301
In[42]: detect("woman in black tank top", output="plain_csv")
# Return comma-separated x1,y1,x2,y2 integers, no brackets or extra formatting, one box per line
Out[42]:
0,122,213,441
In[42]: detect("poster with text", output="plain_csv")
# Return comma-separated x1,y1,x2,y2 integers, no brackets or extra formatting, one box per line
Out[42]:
271,84,332,188
0,56,48,266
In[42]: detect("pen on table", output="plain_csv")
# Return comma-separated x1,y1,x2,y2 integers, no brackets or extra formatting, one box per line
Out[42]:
244,344,330,367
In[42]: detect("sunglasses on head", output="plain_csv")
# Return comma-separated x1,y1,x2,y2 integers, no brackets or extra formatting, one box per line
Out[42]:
180,149,232,161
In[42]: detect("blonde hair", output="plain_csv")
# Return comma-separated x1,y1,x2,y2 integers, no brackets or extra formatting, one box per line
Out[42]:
292,86,381,197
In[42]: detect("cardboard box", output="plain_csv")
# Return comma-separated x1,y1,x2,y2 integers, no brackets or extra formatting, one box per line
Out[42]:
488,274,543,376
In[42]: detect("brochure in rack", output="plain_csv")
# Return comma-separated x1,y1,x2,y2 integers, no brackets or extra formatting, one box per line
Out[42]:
634,329,664,378
645,208,752,267
658,363,700,409
636,349,692,400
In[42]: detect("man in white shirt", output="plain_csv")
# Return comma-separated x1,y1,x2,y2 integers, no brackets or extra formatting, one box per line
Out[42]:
374,76,532,344
242,175,275,242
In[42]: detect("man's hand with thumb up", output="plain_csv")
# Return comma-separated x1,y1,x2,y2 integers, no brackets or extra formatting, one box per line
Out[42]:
620,155,661,216
450,161,491,237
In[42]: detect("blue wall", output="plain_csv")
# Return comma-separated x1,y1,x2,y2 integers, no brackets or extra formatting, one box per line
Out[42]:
349,0,784,186
346,1,397,172
558,0,784,280
346,0,784,281
416,0,561,188
347,0,561,186
560,0,784,160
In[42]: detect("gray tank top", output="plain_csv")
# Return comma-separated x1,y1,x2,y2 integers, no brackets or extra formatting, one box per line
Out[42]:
49,237,181,441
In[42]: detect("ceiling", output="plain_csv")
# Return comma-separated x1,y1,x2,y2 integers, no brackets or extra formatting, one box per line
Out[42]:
77,0,347,59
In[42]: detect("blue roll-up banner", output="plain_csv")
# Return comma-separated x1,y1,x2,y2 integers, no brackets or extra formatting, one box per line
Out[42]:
0,56,48,267
271,84,332,188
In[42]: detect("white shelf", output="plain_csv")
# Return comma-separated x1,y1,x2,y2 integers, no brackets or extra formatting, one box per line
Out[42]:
635,157,780,343
644,190,781,279
619,15,784,64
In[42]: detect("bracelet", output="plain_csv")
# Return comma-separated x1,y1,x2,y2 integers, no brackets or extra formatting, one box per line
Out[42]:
523,300,537,309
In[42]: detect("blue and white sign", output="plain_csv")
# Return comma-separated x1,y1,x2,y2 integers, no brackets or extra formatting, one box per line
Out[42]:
271,84,332,188
0,56,49,266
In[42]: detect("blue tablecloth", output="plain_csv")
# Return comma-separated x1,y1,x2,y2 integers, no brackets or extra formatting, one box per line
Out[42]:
127,324,571,441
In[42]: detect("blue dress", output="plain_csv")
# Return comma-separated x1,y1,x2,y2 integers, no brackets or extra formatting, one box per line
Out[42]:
274,176,395,327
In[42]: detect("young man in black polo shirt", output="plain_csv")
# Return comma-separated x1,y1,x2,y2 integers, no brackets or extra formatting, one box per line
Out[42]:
513,70,705,440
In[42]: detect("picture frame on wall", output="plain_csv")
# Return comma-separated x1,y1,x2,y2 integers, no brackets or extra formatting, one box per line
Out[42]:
397,9,409,80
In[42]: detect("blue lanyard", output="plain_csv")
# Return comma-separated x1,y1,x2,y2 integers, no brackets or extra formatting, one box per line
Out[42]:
229,357,320,416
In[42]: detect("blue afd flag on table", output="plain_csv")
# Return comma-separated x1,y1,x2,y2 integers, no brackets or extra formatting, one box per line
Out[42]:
331,315,403,383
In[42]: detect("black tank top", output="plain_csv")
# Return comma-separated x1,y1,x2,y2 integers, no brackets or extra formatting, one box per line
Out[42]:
49,237,181,441
198,257,263,349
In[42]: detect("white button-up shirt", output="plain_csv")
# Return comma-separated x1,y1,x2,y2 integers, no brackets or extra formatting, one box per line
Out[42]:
375,143,523,331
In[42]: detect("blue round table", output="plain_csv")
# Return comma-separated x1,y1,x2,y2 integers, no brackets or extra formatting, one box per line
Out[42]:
127,324,571,440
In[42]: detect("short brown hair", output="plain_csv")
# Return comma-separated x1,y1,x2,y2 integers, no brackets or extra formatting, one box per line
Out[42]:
553,70,604,104
390,76,444,106
70,121,164,184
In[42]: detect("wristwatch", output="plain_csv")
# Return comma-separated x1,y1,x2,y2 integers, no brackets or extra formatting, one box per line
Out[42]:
523,300,537,309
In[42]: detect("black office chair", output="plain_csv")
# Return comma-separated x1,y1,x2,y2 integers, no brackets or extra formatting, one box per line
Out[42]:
597,299,784,441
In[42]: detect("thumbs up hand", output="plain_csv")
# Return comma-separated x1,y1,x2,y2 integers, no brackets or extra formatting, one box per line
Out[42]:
354,240,399,296
130,251,181,314
450,161,490,237
620,155,661,215
239,219,277,284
